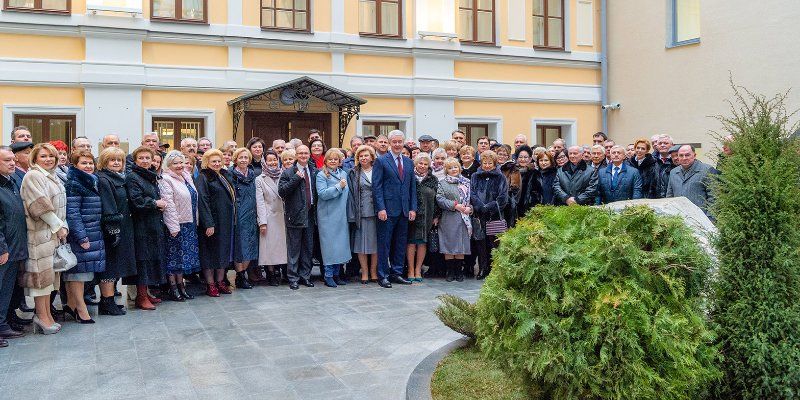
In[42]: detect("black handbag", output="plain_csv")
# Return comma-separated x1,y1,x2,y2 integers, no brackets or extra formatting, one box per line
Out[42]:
428,225,440,253
471,216,485,241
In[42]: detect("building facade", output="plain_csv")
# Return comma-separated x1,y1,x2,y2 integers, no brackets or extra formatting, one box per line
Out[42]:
606,0,800,160
0,0,602,151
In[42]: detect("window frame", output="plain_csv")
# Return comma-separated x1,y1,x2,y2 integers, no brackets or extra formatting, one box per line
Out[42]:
669,0,700,47
457,123,490,148
3,0,71,14
150,0,208,24
458,0,496,45
536,124,562,147
13,114,77,144
532,0,565,51
362,121,400,137
260,0,312,32
152,117,205,150
359,0,404,39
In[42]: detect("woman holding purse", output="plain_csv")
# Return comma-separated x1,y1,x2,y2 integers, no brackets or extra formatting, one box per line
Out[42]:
435,158,472,282
470,150,508,280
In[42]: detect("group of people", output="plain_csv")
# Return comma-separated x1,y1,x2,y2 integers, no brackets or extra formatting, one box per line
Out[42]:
0,124,720,346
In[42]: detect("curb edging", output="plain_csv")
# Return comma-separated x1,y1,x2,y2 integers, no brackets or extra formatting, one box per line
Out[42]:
405,337,472,400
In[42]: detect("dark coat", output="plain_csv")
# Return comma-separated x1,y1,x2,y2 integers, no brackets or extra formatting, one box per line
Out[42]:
230,166,259,263
96,169,136,279
470,168,509,222
628,154,658,199
536,167,557,205
517,167,535,217
197,168,236,268
596,163,643,204
655,156,677,199
0,174,28,263
409,172,439,242
500,161,522,226
249,159,263,177
278,163,318,229
553,161,598,205
65,167,106,274
461,162,478,179
666,160,717,216
372,152,417,217
126,165,165,262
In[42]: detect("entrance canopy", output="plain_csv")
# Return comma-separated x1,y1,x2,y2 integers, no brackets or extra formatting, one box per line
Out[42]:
228,76,367,147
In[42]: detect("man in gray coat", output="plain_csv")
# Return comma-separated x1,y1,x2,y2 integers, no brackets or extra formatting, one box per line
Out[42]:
666,145,717,216
553,146,599,205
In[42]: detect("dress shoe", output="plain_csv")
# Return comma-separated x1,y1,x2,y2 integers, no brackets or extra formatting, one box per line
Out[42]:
0,339,8,347
389,276,412,285
324,277,337,288
98,297,125,316
235,271,253,289
83,294,100,306
11,315,32,325
476,270,489,280
205,283,220,297
9,321,25,332
217,281,232,294
0,329,25,339
300,279,315,288
168,286,185,302
333,276,347,286
33,315,60,335
289,282,299,290
178,283,194,300
378,278,392,288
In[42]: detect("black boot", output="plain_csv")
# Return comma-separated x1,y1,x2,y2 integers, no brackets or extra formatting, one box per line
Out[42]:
177,283,194,300
235,271,253,289
455,259,465,282
268,270,280,287
168,285,185,302
476,264,491,280
98,296,125,316
445,259,455,282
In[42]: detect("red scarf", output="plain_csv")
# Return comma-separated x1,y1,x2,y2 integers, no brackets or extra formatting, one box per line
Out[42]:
311,154,325,169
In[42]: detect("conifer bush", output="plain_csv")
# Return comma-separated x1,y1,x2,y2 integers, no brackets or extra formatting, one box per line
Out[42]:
434,294,477,339
474,205,720,400
711,88,800,399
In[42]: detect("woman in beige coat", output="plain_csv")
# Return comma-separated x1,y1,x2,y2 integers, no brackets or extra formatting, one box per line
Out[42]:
20,143,68,334
255,150,287,286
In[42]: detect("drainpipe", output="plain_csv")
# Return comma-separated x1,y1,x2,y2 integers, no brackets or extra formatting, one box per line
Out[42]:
600,0,609,133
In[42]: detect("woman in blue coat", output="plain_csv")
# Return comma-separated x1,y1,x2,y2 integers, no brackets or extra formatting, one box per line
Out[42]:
64,150,105,323
230,147,258,289
315,149,351,288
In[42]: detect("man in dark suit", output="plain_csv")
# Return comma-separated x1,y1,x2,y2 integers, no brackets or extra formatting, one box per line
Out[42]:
0,146,28,345
666,145,717,217
596,145,643,204
373,130,417,288
278,145,318,290
553,145,598,206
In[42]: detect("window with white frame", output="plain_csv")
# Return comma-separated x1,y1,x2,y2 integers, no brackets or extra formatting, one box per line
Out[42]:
670,0,700,46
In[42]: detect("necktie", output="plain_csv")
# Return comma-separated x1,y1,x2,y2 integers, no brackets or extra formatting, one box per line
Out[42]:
397,156,404,181
612,166,620,187
303,167,312,205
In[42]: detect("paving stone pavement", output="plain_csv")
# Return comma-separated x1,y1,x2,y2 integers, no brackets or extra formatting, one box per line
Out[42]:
0,278,482,400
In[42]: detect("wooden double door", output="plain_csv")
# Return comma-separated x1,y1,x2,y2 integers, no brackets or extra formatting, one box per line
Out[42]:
244,112,332,147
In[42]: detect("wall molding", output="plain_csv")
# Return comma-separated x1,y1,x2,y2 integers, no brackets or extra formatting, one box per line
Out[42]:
2,104,84,146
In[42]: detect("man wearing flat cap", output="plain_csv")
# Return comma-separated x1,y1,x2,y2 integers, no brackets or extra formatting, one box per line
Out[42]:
418,135,435,155
10,141,34,190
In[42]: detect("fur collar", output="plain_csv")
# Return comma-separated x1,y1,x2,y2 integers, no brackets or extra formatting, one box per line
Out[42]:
67,166,99,193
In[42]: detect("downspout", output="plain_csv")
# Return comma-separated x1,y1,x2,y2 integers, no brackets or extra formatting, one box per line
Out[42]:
600,0,609,133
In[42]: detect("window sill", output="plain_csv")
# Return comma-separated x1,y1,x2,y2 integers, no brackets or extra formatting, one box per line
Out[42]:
359,33,405,40
667,38,700,49
460,40,499,48
150,17,209,25
261,27,312,34
2,7,70,15
533,46,567,52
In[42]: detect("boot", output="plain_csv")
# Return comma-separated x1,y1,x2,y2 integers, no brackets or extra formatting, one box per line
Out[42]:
178,283,194,300
333,266,347,286
135,285,156,310
476,264,491,280
205,283,219,297
168,285,185,302
235,271,253,289
323,276,337,288
445,260,455,282
217,280,232,294
268,270,280,287
455,259,465,282
98,296,125,316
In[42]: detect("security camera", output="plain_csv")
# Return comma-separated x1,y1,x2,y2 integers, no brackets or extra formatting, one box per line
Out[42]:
601,103,621,110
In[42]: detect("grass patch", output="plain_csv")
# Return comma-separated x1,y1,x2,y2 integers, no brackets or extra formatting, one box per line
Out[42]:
431,343,529,400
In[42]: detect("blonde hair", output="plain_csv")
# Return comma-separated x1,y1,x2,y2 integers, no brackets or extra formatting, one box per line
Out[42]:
232,147,252,164
322,148,343,177
479,150,498,167
280,148,296,161
459,145,475,156
219,143,235,155
442,140,460,153
354,145,376,166
98,147,126,170
634,137,651,152
443,157,462,172
201,149,224,170
30,143,58,169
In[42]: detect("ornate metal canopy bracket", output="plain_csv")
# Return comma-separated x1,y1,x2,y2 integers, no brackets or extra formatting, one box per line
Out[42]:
338,104,361,148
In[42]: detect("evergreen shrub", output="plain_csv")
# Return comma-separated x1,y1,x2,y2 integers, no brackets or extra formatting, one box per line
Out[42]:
474,205,720,400
435,294,477,339
711,88,800,399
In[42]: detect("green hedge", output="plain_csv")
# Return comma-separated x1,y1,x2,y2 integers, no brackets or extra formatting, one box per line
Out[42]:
474,205,720,400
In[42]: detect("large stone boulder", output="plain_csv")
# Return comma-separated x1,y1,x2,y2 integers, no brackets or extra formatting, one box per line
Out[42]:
600,197,716,258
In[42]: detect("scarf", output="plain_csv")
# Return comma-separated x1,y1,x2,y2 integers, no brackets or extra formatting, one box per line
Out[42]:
432,163,444,174
415,168,427,182
444,174,472,237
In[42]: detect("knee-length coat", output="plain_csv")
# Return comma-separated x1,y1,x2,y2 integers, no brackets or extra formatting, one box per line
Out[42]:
315,167,351,265
197,168,236,269
408,172,439,242
126,165,165,263
96,169,136,279
65,166,106,274
20,164,67,289
230,167,259,263
255,173,287,266
436,176,471,255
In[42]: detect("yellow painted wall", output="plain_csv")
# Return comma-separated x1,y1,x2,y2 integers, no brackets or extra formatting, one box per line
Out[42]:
0,86,85,145
0,33,84,61
455,61,599,85
243,48,332,71
72,0,86,13
142,42,228,67
344,54,413,76
242,0,260,26
342,97,414,141
455,100,600,144
141,90,243,145
499,0,601,52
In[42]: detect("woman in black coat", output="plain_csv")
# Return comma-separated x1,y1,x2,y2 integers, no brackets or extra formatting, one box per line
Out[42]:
95,147,136,316
628,138,658,199
514,145,536,218
124,147,166,311
535,151,557,205
197,149,236,297
470,150,509,280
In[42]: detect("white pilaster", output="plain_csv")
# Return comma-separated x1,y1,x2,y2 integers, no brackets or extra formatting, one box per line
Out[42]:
228,0,243,26
84,87,143,153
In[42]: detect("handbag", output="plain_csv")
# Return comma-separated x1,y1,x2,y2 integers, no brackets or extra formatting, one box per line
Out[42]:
485,204,508,236
53,243,77,273
428,225,440,253
471,216,485,241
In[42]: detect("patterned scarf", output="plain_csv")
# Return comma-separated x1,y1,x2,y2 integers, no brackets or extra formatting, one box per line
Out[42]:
444,174,472,236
